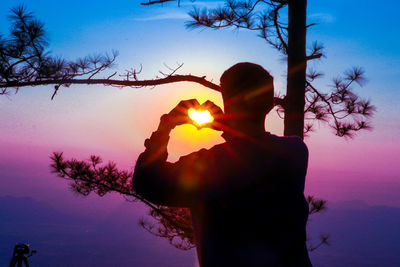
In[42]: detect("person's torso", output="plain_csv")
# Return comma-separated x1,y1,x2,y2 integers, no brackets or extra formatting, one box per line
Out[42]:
189,133,310,266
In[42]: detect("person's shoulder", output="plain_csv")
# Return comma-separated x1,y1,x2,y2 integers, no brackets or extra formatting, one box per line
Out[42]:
284,135,307,147
177,148,208,161
266,133,308,154
177,141,229,162
177,142,225,162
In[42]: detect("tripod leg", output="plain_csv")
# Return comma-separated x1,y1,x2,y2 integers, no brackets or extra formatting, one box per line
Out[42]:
9,257,17,267
23,257,30,267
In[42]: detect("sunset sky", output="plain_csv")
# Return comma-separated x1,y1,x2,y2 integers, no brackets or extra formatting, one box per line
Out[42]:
0,0,399,265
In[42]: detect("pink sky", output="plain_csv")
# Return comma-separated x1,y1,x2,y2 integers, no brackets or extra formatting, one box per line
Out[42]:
0,80,399,208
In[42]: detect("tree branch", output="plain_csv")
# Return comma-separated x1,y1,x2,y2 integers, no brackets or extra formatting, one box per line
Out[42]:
306,53,323,61
141,0,177,6
1,74,221,92
272,3,288,53
306,81,340,128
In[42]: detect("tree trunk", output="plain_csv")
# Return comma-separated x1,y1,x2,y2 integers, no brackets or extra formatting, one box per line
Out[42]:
284,0,307,139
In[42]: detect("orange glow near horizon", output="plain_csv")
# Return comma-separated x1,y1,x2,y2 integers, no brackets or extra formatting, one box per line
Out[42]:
168,124,224,162
188,108,214,127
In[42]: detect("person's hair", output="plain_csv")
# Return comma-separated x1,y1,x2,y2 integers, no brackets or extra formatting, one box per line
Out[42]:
220,62,274,113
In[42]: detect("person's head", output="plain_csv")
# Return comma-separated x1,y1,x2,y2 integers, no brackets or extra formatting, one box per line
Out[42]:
220,62,274,130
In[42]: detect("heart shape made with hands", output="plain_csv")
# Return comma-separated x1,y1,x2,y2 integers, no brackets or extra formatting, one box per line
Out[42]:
187,108,214,127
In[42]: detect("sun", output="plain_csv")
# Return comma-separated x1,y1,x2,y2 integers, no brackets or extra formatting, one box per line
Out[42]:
188,108,214,127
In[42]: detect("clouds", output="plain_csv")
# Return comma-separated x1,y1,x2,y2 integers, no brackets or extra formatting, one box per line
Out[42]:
133,0,224,21
180,1,224,8
309,13,336,23
134,11,190,21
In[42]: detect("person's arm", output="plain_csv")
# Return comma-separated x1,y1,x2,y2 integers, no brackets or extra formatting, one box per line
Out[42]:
132,99,203,207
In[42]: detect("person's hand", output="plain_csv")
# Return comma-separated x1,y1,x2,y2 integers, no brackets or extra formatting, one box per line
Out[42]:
197,100,224,131
160,99,201,130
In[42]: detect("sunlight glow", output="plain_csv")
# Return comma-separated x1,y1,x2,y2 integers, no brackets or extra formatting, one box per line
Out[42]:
168,124,224,162
188,108,214,127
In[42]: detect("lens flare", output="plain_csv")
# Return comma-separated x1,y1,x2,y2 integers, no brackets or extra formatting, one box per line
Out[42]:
188,108,214,127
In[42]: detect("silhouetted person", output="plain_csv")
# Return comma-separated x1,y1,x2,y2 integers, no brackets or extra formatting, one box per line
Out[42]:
133,62,312,266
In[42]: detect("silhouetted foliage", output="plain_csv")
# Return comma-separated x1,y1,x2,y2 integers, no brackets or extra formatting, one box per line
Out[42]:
139,207,194,250
0,6,118,99
304,68,375,137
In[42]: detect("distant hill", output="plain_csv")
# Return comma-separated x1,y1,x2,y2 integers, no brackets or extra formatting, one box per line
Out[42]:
1,196,400,266
308,200,400,267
